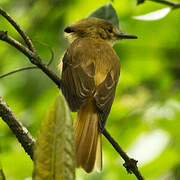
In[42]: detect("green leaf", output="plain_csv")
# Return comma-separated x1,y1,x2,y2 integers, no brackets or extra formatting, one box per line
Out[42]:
88,3,119,29
33,93,75,180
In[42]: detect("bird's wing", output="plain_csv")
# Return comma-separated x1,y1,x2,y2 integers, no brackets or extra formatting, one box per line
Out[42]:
60,40,95,112
94,65,120,131
61,38,120,129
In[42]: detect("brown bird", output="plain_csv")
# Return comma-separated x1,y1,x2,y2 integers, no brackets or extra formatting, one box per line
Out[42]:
59,17,137,173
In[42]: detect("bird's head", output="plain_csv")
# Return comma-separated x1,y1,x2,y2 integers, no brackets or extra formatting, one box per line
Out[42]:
64,17,137,46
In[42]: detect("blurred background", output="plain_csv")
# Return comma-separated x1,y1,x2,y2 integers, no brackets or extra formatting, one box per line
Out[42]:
0,0,180,179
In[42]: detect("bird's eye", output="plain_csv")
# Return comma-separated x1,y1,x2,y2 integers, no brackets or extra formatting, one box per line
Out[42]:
107,27,113,33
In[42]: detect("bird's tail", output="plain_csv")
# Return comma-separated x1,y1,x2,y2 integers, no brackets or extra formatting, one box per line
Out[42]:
74,101,102,173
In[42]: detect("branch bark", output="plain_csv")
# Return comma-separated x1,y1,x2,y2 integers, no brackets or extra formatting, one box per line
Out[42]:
0,30,61,87
103,129,145,180
0,97,35,159
0,7,145,180
137,0,180,9
0,7,36,52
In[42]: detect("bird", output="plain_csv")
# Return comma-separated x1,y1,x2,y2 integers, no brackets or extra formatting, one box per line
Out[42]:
59,17,137,173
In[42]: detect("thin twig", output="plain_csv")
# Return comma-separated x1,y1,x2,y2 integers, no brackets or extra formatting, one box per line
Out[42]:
0,31,36,58
47,47,54,66
0,30,61,87
0,97,35,159
0,7,36,52
0,66,37,79
102,129,145,180
0,43,54,79
150,0,180,9
137,0,180,8
32,39,55,66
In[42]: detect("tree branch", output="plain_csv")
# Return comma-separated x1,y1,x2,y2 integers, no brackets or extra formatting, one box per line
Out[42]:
0,7,36,52
102,129,145,180
0,6,60,87
0,42,54,79
0,30,61,87
137,0,180,9
150,0,180,9
0,97,35,159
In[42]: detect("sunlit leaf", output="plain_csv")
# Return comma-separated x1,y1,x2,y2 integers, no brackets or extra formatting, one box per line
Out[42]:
133,8,171,21
88,3,119,29
33,93,75,180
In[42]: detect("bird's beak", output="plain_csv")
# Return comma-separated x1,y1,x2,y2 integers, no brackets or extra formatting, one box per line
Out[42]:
116,32,138,39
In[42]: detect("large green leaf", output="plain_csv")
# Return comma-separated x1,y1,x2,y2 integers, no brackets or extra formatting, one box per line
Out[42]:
88,3,119,29
33,93,75,180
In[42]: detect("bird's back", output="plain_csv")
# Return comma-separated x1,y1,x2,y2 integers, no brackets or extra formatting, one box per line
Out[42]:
66,37,121,86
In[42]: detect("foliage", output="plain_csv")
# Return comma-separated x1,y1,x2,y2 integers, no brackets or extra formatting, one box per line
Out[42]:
0,0,180,179
88,4,119,28
33,94,75,180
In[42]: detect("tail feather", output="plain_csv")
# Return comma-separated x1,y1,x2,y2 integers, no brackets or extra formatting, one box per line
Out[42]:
95,132,102,171
74,102,102,173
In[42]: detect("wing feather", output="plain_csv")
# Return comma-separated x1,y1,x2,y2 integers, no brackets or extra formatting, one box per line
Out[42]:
94,72,118,130
61,41,95,111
